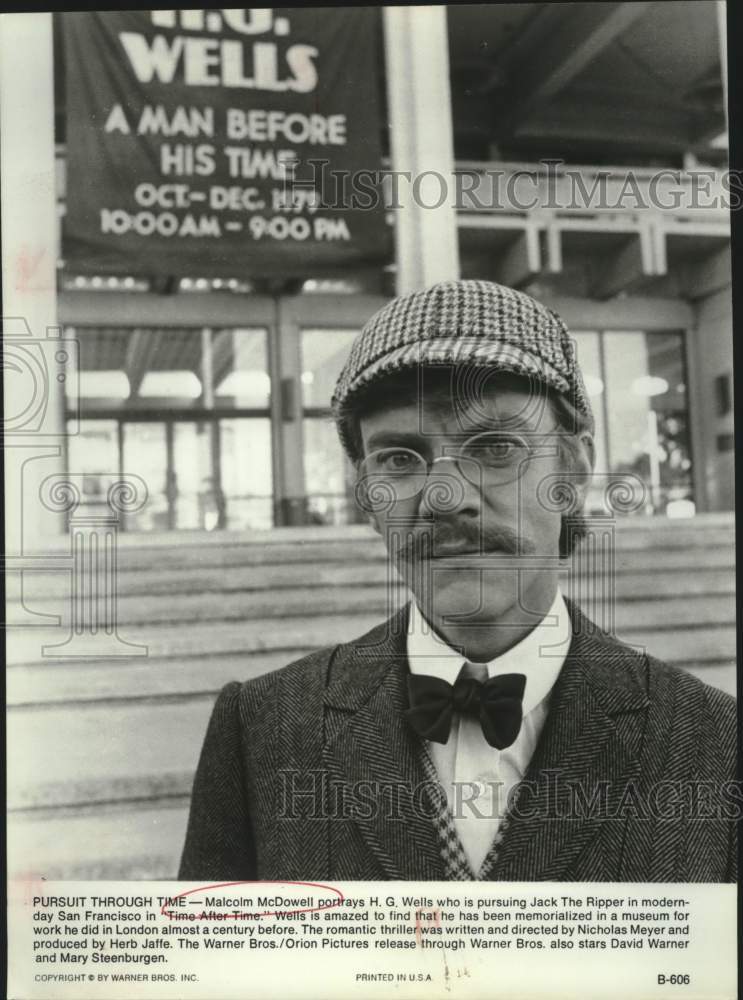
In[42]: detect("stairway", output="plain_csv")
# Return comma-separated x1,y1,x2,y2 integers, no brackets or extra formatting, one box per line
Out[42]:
6,513,736,879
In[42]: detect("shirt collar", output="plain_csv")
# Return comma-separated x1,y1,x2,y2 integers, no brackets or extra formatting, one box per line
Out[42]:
406,588,570,716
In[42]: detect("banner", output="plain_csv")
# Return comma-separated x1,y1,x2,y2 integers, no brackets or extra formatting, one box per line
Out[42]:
61,10,389,278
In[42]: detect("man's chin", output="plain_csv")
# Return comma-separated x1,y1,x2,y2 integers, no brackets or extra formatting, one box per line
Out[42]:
410,566,518,628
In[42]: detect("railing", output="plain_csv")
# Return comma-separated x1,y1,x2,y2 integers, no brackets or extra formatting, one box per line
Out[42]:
56,148,731,224
55,149,729,294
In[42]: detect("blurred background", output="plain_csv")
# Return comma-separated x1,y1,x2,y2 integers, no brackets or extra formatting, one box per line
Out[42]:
4,2,735,878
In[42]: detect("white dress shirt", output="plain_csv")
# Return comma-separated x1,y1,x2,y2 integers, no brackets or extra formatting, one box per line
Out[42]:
406,588,571,873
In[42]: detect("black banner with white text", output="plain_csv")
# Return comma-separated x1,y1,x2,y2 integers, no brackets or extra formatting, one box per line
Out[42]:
62,9,389,278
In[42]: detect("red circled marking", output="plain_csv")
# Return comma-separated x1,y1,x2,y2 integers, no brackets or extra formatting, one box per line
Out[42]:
161,880,345,920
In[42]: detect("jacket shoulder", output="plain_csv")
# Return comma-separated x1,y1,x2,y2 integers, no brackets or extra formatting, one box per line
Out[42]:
641,653,737,782
568,601,736,763
225,643,340,715
645,651,734,707
570,600,735,716
227,609,409,712
644,652,736,731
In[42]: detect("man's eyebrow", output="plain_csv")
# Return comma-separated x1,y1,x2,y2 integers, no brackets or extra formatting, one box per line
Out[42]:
364,430,429,451
453,413,544,435
364,414,549,451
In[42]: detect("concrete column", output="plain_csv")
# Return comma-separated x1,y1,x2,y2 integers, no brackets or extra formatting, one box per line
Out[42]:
1,13,66,545
691,289,734,511
270,296,307,526
717,1,728,125
383,6,460,293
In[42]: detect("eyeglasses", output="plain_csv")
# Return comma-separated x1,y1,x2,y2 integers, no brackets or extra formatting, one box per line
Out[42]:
357,430,551,505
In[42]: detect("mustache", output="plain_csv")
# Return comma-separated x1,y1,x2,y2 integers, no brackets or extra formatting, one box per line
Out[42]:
391,521,534,562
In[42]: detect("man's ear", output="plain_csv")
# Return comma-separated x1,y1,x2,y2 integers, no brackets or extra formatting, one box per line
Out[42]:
352,455,383,535
575,431,596,507
570,432,595,510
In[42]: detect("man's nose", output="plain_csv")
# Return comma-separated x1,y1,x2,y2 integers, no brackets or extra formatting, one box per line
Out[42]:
418,455,482,517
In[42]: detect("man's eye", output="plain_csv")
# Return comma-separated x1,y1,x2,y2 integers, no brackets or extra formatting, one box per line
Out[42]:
469,435,525,465
376,449,420,472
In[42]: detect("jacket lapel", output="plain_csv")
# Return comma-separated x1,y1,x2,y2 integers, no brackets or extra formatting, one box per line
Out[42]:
323,608,448,880
320,599,651,882
487,602,650,881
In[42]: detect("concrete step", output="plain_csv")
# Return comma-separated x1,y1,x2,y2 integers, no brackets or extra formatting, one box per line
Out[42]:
7,699,211,811
7,513,735,881
6,607,737,667
8,517,735,587
7,647,737,710
7,800,187,880
8,643,736,819
7,561,389,599
19,512,733,561
6,554,736,607
5,590,736,644
8,536,736,587
7,650,313,707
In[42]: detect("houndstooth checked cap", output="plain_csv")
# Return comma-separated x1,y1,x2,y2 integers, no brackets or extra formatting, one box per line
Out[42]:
332,280,594,460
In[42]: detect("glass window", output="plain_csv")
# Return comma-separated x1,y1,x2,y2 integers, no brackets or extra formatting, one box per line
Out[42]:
603,331,692,516
120,423,170,532
303,416,358,525
219,418,273,530
66,419,120,518
172,422,216,531
64,326,275,532
213,328,270,409
301,329,358,409
571,331,610,515
65,326,269,413
570,332,607,469
301,329,362,525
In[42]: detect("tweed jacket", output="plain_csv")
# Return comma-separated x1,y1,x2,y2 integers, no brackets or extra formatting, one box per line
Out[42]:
179,602,737,882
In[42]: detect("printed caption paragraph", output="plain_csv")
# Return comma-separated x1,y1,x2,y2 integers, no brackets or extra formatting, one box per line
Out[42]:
9,882,737,999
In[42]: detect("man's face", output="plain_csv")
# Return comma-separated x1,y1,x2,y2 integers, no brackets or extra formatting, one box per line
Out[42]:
358,370,577,639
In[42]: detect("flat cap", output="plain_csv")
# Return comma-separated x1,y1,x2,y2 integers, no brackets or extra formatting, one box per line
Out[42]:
332,279,594,459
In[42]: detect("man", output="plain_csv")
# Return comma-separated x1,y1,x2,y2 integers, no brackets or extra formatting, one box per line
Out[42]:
180,280,737,883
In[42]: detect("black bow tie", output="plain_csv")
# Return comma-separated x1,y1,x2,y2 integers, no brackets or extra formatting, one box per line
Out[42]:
405,671,526,750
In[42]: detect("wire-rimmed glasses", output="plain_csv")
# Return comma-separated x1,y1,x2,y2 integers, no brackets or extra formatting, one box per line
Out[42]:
357,430,547,505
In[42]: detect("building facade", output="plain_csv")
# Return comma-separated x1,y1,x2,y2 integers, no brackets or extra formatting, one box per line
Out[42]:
11,4,737,536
